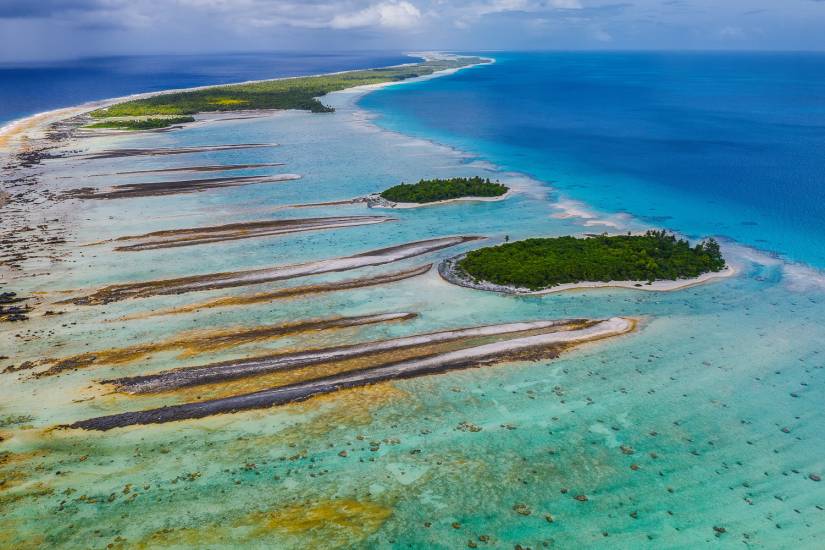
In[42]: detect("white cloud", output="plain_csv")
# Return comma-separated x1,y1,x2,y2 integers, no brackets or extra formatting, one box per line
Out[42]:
719,25,744,39
550,0,582,7
451,0,582,28
591,26,613,42
330,1,422,29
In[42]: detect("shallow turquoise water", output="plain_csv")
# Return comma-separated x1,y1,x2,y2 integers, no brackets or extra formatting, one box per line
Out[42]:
361,52,825,269
1,62,824,549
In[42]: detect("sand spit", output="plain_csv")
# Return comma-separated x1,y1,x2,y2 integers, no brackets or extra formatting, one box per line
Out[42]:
288,199,359,209
109,319,586,393
111,215,395,251
78,143,279,160
96,163,286,176
68,317,633,430
34,312,416,378
66,236,481,305
118,263,433,320
439,255,737,296
63,174,302,200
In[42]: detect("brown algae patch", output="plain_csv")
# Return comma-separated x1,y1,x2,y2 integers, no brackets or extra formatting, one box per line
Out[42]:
64,236,480,305
111,215,394,251
134,499,391,549
117,263,432,321
35,312,416,378
63,173,301,200
250,499,392,541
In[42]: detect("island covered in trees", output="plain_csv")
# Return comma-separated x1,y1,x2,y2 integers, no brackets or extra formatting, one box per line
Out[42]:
379,177,508,204
87,56,487,129
451,231,727,292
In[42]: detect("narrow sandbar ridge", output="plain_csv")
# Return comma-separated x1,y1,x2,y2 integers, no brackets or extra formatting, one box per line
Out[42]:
109,318,585,393
64,174,301,200
65,236,482,305
78,143,279,160
117,263,433,320
93,163,286,176
68,317,633,430
112,215,395,251
35,312,416,377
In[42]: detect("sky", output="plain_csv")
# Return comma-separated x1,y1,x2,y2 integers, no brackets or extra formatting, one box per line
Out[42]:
1,0,824,62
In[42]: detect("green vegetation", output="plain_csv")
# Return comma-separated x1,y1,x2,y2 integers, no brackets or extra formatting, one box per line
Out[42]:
457,231,726,290
85,116,195,130
91,57,487,118
380,177,508,203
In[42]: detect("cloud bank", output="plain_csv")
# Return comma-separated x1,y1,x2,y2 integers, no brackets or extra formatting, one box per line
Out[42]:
1,0,823,61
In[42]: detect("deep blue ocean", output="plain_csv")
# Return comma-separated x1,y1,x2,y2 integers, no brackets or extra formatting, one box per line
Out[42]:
4,51,824,269
0,52,410,126
362,52,825,269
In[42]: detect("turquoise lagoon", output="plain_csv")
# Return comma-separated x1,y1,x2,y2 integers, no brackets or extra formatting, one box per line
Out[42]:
1,56,824,549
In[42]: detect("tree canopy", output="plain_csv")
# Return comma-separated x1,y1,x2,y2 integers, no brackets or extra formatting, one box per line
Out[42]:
380,177,508,203
90,57,487,118
457,231,726,291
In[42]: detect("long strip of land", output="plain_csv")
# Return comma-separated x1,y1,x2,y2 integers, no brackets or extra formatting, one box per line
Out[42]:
112,215,394,251
108,319,585,393
66,236,481,305
68,317,632,430
117,263,433,320
64,174,301,200
88,57,489,120
79,143,279,160
35,312,416,377
95,163,286,176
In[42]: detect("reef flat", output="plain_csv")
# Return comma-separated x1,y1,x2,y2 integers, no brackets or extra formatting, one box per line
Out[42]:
70,317,632,430
5,52,819,550
34,312,416,377
93,162,285,176
78,143,280,160
65,236,480,305
109,215,395,251
117,263,433,320
64,173,301,200
108,318,590,393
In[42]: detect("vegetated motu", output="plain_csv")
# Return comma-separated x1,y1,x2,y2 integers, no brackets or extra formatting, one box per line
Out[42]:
85,117,195,130
90,57,487,119
457,231,726,291
380,177,508,203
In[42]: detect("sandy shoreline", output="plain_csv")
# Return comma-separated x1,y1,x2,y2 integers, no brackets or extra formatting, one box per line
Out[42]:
0,52,493,157
0,52,491,284
363,189,513,209
439,254,737,295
